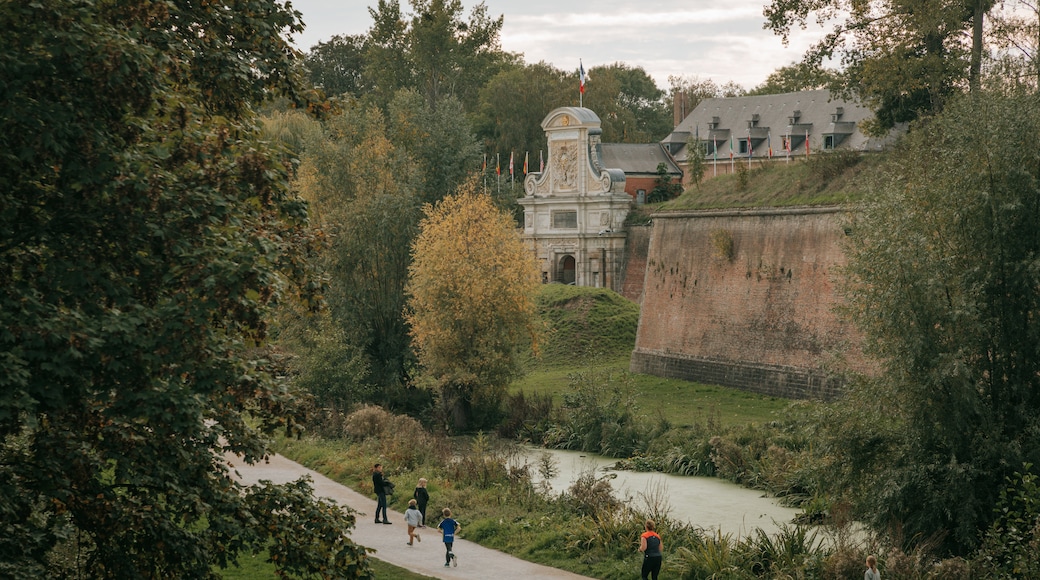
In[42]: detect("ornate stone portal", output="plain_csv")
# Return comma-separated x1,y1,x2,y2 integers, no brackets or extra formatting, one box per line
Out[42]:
519,107,631,290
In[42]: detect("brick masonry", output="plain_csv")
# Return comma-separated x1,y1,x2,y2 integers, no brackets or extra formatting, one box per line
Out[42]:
629,206,873,400
619,224,650,303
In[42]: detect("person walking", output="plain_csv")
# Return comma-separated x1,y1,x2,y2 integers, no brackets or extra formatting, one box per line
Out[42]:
638,519,663,580
438,507,460,567
372,463,391,524
404,499,423,545
413,478,430,527
864,554,881,580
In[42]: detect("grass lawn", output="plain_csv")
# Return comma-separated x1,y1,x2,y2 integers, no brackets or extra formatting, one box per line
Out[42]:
511,355,790,428
218,551,435,579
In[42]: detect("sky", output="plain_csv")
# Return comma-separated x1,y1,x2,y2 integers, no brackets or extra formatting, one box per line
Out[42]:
286,0,831,91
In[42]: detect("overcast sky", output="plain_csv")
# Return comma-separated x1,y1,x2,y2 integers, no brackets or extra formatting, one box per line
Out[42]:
287,0,830,91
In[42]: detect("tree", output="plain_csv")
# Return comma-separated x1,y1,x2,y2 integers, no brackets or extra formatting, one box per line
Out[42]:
387,90,484,205
764,0,996,129
579,63,672,143
747,62,841,95
838,90,1040,555
647,163,683,203
406,181,540,432
667,75,745,124
304,34,370,97
363,0,518,112
0,1,370,576
269,102,425,406
474,62,570,165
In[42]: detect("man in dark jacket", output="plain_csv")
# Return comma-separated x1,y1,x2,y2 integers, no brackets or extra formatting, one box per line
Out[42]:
372,463,391,524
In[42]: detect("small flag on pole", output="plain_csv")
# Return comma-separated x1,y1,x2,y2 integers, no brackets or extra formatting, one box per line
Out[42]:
483,153,487,172
767,131,773,159
579,60,588,94
523,152,529,175
805,130,810,156
539,150,544,172
496,153,501,175
509,151,514,176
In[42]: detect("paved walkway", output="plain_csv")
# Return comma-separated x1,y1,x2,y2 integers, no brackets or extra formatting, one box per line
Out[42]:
224,452,594,580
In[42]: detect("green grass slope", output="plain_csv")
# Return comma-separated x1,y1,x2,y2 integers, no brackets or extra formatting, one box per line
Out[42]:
664,149,882,210
529,283,640,367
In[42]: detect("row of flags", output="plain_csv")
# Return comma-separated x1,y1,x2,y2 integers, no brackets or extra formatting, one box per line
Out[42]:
707,130,812,160
483,151,545,177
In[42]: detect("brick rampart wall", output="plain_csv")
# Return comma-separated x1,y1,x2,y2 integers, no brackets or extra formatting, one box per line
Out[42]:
619,225,650,303
630,206,872,400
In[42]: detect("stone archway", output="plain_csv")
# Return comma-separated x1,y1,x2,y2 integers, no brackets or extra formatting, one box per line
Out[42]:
559,255,576,284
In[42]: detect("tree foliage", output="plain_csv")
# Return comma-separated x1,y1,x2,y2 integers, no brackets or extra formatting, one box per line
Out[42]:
0,0,370,576
266,102,425,407
839,90,1040,555
304,34,370,97
318,0,518,112
406,181,540,432
747,62,841,95
764,0,997,129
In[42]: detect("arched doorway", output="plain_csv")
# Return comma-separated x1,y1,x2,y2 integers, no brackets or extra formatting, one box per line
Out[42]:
559,255,576,285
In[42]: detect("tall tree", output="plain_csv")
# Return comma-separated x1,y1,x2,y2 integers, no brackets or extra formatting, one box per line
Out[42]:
474,62,570,167
275,102,424,403
764,0,995,129
579,63,672,143
0,1,370,576
364,0,518,112
406,181,540,432
839,90,1040,555
387,90,484,204
747,62,841,95
304,34,370,97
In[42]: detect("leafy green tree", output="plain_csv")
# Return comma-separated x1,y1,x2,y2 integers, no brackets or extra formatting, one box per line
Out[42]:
474,61,570,164
363,0,518,112
406,181,540,432
747,62,841,95
839,90,1040,555
647,163,683,203
764,0,997,129
667,75,745,124
273,102,424,403
304,34,370,97
387,90,484,204
0,0,372,577
580,63,672,143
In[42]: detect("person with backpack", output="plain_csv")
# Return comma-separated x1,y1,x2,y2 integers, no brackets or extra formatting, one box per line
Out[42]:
639,519,663,580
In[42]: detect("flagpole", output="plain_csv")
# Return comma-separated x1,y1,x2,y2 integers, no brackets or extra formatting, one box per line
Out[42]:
747,131,752,171
713,136,717,177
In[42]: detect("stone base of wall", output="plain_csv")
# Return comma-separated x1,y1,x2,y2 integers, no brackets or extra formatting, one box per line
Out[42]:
629,349,844,401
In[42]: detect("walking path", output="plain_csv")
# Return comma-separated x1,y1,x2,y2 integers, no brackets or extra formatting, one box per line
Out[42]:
224,452,594,580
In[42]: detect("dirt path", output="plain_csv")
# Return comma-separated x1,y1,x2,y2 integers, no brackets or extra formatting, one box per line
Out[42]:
224,452,595,580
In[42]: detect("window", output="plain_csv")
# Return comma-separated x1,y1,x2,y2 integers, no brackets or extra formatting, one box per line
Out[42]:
738,139,749,154
702,141,715,156
552,210,577,229
823,135,835,150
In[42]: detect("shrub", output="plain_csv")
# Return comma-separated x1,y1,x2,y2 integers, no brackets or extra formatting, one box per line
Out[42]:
807,148,860,180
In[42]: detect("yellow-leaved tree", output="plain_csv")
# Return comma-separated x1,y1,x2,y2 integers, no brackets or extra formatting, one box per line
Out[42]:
406,179,540,432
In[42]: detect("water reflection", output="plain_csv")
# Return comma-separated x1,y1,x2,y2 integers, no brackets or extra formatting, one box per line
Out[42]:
519,446,801,538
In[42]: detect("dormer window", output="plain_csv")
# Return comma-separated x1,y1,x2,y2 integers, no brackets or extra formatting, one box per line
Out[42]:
708,116,720,130
831,107,844,122
788,110,801,124
748,113,760,127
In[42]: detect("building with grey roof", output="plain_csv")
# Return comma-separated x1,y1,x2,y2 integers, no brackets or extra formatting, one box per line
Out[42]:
664,89,903,171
